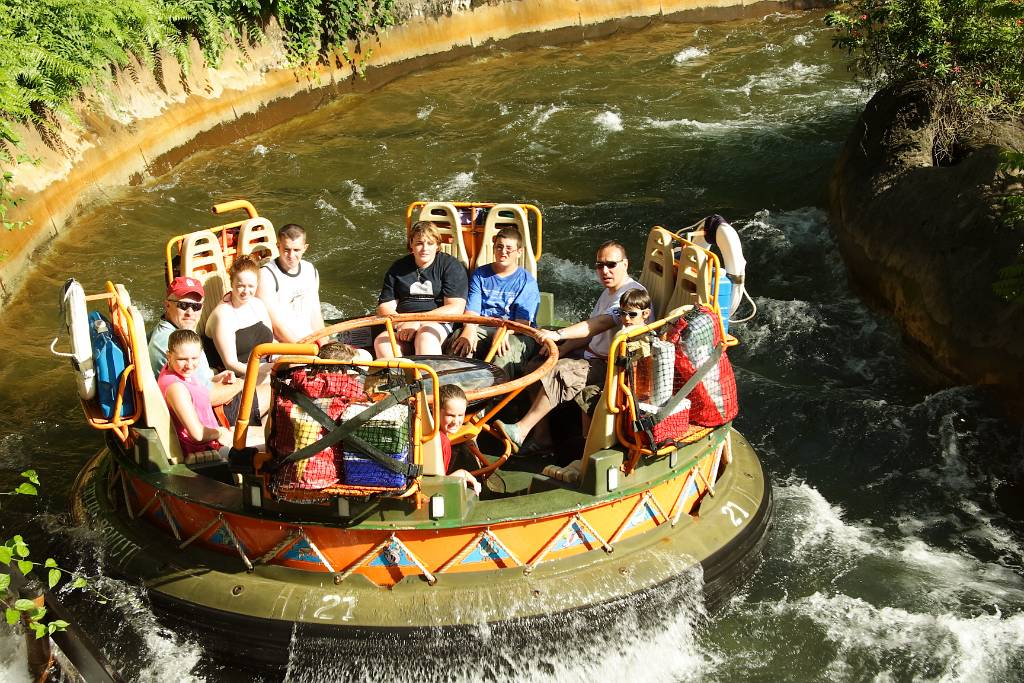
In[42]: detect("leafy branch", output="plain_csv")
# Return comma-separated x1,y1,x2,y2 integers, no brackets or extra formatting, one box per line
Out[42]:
1,470,107,639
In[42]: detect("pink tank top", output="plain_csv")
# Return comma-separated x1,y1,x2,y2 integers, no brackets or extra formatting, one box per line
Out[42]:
158,366,222,455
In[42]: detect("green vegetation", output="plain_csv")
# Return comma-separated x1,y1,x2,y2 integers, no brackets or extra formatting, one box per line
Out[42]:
825,0,1024,154
826,1,1024,302
1,470,99,639
0,0,396,230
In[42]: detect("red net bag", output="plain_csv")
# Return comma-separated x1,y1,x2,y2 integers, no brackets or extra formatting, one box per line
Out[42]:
664,304,738,427
269,368,368,490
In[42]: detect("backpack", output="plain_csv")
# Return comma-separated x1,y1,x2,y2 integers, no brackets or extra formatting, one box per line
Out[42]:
89,311,135,419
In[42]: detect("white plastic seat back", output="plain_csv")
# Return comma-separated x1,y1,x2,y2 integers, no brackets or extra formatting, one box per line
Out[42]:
667,245,712,311
238,217,278,264
417,202,470,269
476,204,537,278
130,305,183,465
638,227,676,319
179,230,230,334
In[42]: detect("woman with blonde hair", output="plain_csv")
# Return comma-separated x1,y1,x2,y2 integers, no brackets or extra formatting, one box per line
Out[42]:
205,254,274,376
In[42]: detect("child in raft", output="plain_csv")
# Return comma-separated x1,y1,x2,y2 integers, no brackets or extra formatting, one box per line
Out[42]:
158,328,234,463
438,384,482,495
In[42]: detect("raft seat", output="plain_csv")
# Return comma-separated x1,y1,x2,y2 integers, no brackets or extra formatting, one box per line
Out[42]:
176,230,230,335
638,227,677,319
127,303,184,465
417,202,471,270
238,217,278,264
666,244,712,311
475,204,538,278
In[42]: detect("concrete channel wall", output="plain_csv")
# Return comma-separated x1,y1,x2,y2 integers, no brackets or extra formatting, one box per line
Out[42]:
0,0,826,307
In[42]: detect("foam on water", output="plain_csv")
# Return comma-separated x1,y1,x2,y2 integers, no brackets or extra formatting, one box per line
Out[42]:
776,481,877,559
343,180,376,211
529,103,563,131
734,61,830,96
592,110,623,133
314,196,338,215
774,592,1024,681
252,144,270,156
416,105,434,120
0,628,30,683
285,557,711,682
435,171,476,199
772,481,1024,609
321,301,346,320
673,46,708,64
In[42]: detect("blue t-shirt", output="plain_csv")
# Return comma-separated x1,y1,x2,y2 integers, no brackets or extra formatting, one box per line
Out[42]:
466,265,540,325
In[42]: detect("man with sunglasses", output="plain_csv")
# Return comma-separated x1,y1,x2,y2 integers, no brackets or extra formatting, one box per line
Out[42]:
494,240,648,450
148,276,260,424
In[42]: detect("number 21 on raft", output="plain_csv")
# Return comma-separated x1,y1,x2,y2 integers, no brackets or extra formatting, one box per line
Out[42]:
721,501,749,527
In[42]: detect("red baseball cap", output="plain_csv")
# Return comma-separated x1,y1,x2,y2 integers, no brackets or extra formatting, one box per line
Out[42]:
167,276,204,300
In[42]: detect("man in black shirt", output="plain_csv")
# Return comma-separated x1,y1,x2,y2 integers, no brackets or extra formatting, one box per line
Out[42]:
375,221,468,357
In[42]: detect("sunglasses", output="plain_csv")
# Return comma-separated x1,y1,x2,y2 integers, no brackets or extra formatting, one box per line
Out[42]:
621,310,645,319
169,299,203,312
594,260,623,270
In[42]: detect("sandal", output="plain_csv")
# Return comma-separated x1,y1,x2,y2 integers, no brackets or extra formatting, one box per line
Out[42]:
494,421,524,451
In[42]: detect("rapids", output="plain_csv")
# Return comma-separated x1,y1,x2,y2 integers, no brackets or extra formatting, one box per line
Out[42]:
2,9,1023,681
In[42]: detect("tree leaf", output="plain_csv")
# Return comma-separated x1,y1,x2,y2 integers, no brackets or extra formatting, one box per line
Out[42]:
0,547,11,565
15,482,37,496
13,598,37,611
20,470,39,485
5,608,18,625
44,558,57,568
32,622,46,639
14,541,29,558
48,568,61,589
17,560,33,575
71,576,88,589
0,574,10,593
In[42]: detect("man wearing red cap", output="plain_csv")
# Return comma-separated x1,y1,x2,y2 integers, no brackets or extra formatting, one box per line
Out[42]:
149,276,262,423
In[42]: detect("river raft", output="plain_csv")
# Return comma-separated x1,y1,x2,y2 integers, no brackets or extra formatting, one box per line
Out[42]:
63,201,772,667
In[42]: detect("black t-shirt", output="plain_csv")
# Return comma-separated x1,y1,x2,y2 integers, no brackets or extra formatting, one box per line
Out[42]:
378,253,468,313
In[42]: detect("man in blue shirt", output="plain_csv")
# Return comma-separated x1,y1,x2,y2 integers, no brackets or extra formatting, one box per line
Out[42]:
450,227,540,377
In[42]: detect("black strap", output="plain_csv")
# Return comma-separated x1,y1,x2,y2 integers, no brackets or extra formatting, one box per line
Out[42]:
267,376,422,478
653,342,724,422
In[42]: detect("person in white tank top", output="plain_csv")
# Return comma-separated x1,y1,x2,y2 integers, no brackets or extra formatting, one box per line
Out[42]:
257,224,326,343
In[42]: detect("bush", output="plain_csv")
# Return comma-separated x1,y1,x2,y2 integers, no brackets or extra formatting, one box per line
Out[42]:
0,0,396,231
825,0,1024,152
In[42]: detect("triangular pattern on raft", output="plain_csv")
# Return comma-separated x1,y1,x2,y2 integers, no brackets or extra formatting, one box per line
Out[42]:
282,536,323,565
367,540,415,567
553,520,597,551
461,536,511,564
622,498,661,532
207,524,248,554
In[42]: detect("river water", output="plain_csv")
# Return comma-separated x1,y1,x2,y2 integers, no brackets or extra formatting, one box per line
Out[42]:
2,9,1023,681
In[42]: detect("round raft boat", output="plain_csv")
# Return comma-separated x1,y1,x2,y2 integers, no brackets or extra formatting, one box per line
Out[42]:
62,200,772,668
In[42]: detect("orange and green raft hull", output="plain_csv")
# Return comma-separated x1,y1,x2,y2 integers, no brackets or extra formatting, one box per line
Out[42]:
71,427,771,667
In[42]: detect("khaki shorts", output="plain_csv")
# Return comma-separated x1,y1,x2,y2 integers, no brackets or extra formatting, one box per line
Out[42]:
539,356,607,414
445,325,540,379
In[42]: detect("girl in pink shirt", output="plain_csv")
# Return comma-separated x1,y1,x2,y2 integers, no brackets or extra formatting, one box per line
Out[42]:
158,329,232,460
